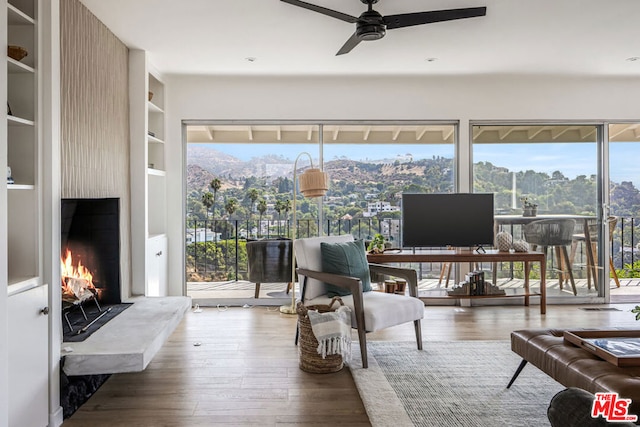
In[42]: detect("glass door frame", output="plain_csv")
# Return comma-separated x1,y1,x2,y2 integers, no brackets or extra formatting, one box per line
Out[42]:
469,120,610,303
182,119,459,306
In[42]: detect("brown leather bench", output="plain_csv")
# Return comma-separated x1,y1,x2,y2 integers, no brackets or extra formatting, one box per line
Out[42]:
508,329,640,419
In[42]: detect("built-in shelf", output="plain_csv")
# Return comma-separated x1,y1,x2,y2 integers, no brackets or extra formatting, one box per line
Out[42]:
7,57,34,73
147,101,163,114
5,0,50,425
147,135,164,144
148,233,167,240
8,3,34,25
7,115,35,126
130,51,168,296
7,184,35,190
148,168,165,176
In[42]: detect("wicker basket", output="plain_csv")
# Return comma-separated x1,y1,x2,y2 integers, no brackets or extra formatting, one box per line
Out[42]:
297,297,345,373
8,45,28,62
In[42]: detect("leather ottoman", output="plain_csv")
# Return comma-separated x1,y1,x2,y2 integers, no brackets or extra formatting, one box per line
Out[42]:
509,328,640,420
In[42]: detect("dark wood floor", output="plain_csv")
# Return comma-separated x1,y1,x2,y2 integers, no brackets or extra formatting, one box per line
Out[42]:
63,303,640,426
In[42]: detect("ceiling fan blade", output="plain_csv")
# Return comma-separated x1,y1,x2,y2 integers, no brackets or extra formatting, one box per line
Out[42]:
384,7,487,30
336,32,362,56
280,0,358,24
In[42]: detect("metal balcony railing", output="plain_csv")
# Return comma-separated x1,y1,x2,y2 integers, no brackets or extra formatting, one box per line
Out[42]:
185,216,640,283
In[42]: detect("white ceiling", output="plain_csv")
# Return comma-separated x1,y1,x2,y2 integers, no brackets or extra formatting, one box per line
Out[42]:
79,0,640,77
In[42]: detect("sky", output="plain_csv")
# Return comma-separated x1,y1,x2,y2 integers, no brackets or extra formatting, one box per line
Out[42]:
191,141,640,185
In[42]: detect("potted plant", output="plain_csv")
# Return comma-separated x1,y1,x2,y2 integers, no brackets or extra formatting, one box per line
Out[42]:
521,197,538,217
367,233,386,254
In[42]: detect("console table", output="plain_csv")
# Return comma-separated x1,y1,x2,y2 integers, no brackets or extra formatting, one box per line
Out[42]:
367,249,547,314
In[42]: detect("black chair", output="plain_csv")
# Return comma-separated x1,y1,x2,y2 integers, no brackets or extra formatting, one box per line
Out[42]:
524,218,577,295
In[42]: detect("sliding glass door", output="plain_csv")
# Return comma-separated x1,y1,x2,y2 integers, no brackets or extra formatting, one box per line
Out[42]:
184,122,456,305
472,124,603,300
608,123,640,302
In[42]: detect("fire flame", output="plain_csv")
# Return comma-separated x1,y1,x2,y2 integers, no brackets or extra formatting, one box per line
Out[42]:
61,249,99,301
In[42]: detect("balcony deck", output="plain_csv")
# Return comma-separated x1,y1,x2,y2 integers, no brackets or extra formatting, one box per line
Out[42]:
188,277,640,303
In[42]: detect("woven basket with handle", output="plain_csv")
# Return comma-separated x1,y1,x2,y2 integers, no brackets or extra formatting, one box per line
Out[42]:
296,297,345,373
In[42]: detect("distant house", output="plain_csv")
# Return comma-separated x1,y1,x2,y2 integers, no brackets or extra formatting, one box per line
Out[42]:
186,228,222,243
363,201,400,217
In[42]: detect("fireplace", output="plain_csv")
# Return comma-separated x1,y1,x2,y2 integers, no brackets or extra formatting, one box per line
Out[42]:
61,198,121,305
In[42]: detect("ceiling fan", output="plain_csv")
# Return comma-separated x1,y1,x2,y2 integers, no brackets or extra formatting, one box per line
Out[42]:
281,0,487,55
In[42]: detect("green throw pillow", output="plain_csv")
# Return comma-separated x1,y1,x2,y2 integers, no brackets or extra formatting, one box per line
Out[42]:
320,239,372,297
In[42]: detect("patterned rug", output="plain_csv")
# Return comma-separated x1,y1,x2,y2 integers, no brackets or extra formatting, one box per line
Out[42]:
349,340,565,427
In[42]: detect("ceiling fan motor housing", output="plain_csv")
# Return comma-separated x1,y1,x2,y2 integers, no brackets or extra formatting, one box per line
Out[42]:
357,10,385,40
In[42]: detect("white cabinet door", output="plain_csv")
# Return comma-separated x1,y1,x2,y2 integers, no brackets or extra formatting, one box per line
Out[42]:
147,235,167,296
8,284,49,427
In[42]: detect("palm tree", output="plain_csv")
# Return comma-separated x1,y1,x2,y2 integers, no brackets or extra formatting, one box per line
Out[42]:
200,192,214,275
257,199,267,238
247,188,259,212
282,198,292,238
209,178,222,218
274,199,284,236
247,188,260,238
224,198,238,218
224,198,238,240
201,192,214,220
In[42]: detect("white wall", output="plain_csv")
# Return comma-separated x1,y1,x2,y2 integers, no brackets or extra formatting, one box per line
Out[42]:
164,73,640,295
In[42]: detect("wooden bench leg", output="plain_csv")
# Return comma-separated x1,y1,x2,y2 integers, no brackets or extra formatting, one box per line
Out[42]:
507,359,528,388
254,283,260,299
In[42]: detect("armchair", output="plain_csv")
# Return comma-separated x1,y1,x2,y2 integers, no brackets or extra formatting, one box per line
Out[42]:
293,234,424,368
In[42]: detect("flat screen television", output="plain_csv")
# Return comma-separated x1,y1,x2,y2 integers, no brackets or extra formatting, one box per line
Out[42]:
401,193,495,248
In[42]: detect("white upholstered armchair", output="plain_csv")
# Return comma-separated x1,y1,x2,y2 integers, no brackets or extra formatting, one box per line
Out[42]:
294,234,424,368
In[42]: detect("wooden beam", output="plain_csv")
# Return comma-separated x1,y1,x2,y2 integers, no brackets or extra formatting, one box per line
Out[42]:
247,126,253,141
307,126,313,141
333,127,340,141
498,127,516,140
527,127,546,140
443,128,454,142
206,126,214,141
609,124,638,140
579,127,596,140
473,127,485,139
550,127,571,140
363,126,371,141
416,127,427,140
276,126,282,141
392,127,401,141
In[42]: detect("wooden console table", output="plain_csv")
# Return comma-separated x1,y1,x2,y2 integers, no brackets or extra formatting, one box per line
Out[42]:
367,249,547,314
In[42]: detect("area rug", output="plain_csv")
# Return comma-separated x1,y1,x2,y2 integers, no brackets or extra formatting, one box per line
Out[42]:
349,340,565,427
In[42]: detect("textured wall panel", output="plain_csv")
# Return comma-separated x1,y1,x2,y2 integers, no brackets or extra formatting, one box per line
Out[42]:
60,0,131,296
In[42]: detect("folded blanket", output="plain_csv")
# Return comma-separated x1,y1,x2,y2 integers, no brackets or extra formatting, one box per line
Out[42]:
307,305,352,362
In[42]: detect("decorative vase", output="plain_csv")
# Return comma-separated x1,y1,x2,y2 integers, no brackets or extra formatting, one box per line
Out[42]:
495,231,513,252
513,239,529,252
523,206,537,217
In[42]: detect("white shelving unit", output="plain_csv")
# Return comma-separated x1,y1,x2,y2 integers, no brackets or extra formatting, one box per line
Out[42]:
129,49,168,296
6,0,40,292
7,0,40,292
4,1,49,426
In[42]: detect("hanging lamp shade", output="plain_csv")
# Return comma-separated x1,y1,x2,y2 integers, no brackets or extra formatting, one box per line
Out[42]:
298,168,329,198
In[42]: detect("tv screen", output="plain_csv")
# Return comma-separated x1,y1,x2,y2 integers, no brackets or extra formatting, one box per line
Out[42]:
401,193,495,248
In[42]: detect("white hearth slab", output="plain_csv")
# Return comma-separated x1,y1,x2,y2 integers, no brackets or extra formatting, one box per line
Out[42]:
62,296,191,376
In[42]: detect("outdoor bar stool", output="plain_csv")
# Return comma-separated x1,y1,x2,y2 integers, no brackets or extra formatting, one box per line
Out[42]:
524,218,577,296
570,216,621,291
569,218,599,291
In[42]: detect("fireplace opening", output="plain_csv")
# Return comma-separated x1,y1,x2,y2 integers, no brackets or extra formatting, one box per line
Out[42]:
61,198,121,305
60,198,130,342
